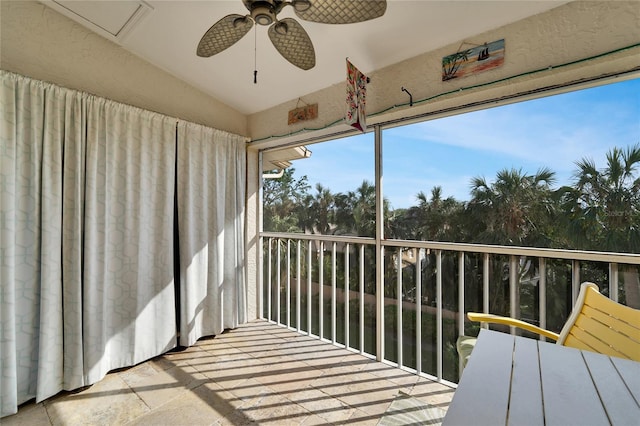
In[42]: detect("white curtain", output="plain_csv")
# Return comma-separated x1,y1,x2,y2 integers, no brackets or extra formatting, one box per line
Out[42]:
176,122,247,347
82,97,177,383
0,72,178,416
1,74,86,415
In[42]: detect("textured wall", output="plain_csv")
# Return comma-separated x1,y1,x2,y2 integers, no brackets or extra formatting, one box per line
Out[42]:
0,1,248,136
248,1,640,145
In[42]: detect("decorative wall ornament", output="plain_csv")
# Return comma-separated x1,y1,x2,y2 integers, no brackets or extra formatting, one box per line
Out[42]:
346,59,368,132
442,39,505,81
288,99,318,124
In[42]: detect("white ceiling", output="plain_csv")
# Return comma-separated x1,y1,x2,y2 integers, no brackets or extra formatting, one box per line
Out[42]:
43,0,569,115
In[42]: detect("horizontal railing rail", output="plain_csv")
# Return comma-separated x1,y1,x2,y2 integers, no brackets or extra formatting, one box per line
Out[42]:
261,232,640,265
259,232,640,384
261,232,376,246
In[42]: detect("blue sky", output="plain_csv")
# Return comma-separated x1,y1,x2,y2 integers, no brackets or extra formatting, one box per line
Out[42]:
289,78,640,209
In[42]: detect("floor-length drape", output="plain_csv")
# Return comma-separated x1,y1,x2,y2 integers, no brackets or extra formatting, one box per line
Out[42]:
0,72,177,417
1,73,86,415
176,122,247,346
82,97,177,384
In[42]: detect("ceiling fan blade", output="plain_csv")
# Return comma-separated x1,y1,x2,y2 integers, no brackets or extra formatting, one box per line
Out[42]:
268,18,316,70
197,14,253,57
293,0,387,24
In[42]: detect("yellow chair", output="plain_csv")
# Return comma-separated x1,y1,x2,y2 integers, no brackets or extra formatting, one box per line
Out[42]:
458,282,640,367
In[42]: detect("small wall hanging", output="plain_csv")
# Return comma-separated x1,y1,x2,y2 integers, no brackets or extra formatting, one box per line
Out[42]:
288,99,318,125
442,39,505,81
345,59,369,132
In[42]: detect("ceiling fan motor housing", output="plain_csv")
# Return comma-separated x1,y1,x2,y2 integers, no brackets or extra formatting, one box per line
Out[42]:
249,0,278,26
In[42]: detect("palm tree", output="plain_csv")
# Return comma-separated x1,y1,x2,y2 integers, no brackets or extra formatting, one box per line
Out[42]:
335,180,379,237
466,168,557,320
559,144,640,253
468,167,557,246
307,183,335,235
414,186,464,241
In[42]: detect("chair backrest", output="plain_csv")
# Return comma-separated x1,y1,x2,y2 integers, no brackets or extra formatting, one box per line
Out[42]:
558,282,640,361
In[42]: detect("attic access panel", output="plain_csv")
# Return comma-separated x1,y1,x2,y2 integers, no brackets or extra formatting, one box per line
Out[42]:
42,0,152,42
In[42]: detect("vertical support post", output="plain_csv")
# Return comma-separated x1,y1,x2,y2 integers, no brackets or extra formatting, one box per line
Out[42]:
276,238,281,324
296,240,301,331
436,250,443,381
286,239,291,328
483,253,490,328
332,241,337,344
257,151,264,321
416,248,422,375
572,260,580,305
319,240,324,340
360,244,365,355
458,252,465,337
345,243,350,349
458,252,465,379
375,124,384,361
267,237,272,321
397,247,403,368
258,236,264,319
509,255,517,335
307,240,312,336
539,257,547,341
609,262,619,302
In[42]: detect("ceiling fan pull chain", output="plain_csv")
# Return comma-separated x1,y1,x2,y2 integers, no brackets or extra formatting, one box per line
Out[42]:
254,25,258,84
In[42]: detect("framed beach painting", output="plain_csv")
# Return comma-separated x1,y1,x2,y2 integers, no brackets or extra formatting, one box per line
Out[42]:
442,39,505,81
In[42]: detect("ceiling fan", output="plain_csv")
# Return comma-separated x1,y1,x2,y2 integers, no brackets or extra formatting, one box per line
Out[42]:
196,0,387,70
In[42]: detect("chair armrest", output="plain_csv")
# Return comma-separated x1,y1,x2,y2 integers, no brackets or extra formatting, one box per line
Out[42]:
467,312,560,341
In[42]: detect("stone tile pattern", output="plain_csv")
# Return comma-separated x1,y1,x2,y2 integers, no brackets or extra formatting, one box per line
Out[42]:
4,320,454,425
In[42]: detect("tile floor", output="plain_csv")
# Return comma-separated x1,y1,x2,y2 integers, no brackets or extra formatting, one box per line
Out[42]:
3,320,455,425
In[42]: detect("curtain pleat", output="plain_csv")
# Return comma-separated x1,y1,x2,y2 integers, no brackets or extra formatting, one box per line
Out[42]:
36,84,86,402
60,90,87,392
1,70,37,415
176,122,246,347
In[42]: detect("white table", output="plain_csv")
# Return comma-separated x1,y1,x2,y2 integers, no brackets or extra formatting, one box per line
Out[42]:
443,329,640,425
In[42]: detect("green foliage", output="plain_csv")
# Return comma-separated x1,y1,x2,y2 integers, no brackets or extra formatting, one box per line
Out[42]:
390,186,466,241
468,167,557,246
263,168,310,232
557,144,640,252
263,145,639,252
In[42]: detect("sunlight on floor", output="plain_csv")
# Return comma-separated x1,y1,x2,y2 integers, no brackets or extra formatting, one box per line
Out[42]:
4,320,454,425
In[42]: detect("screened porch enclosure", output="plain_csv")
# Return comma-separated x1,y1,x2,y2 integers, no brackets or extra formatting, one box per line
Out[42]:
258,78,640,384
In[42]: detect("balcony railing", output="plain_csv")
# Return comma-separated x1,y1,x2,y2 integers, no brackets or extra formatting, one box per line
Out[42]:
259,232,640,384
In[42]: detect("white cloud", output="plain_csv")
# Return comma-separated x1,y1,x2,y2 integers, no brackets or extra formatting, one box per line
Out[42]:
391,88,638,176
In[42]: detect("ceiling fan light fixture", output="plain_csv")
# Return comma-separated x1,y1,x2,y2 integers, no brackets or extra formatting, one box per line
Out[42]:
251,1,276,25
